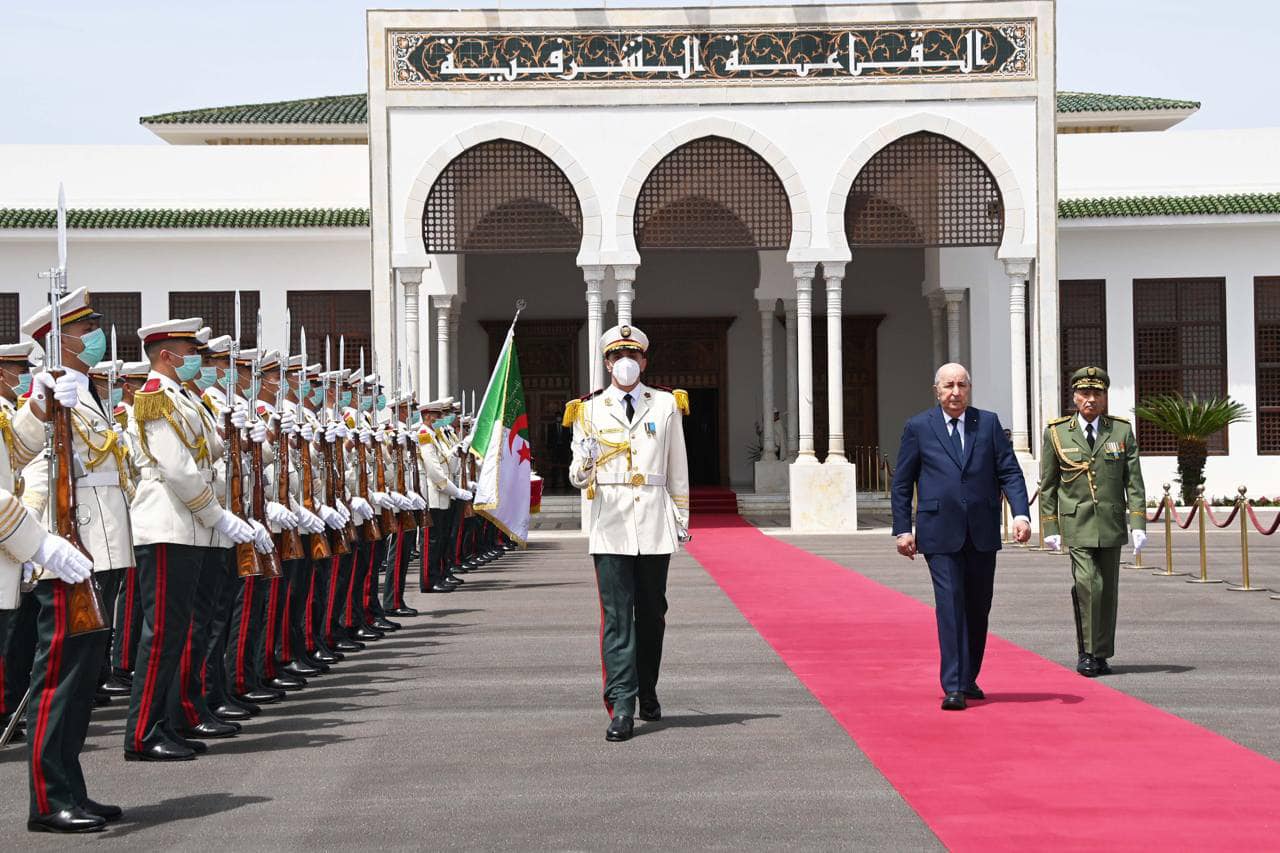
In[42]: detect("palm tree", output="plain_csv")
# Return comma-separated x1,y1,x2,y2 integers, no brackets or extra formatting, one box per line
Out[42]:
1134,394,1250,505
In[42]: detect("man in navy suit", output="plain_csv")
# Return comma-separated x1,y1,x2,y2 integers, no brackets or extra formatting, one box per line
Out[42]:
891,363,1031,710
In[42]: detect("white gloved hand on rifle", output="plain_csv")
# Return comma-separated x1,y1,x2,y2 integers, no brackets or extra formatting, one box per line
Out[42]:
406,491,426,511
230,403,250,431
389,491,411,511
349,495,373,523
33,371,80,410
34,534,94,584
333,501,351,525
249,417,269,444
248,519,274,554
279,409,298,435
294,507,325,534
300,421,315,442
324,422,341,444
266,501,297,530
317,504,344,530
359,426,373,445
215,510,255,544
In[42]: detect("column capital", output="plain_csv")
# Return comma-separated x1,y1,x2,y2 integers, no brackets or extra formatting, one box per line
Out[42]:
791,261,818,281
581,264,607,286
395,266,425,287
757,297,778,313
1002,257,1033,280
942,288,967,305
782,297,798,315
926,290,947,309
820,261,847,281
612,264,638,282
434,293,454,311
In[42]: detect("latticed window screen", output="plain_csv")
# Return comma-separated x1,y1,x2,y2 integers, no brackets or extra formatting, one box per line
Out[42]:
1133,278,1227,455
1059,280,1108,414
635,136,791,250
287,291,370,368
0,294,19,344
1255,278,1280,453
846,131,1003,248
169,291,259,348
93,292,142,361
423,140,582,254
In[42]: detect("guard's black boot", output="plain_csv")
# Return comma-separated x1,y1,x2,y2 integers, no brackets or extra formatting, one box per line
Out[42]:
606,714,634,742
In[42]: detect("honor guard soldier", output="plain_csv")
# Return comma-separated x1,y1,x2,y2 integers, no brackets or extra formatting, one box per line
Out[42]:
1039,366,1148,677
124,318,262,762
566,324,690,742
15,289,129,831
419,398,470,593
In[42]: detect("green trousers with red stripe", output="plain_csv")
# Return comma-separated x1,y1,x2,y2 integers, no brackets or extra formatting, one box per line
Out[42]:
593,554,670,718
27,574,114,818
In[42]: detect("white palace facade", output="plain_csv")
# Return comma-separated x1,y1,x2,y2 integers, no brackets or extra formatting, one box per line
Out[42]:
3,1,1280,528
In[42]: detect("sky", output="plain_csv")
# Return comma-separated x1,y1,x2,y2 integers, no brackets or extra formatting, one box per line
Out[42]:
1,0,1276,144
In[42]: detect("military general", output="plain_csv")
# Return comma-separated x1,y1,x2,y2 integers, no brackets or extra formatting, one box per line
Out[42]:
1039,366,1147,678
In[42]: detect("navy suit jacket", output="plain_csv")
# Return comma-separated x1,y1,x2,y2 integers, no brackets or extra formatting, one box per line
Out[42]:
891,406,1030,555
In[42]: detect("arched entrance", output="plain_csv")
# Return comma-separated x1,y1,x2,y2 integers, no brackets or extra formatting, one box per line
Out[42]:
421,138,587,493
824,130,1006,471
632,135,792,486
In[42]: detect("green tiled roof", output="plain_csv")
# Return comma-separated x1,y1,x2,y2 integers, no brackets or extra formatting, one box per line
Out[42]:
1058,193,1280,219
140,92,1198,126
140,94,368,126
1056,92,1200,114
0,208,370,229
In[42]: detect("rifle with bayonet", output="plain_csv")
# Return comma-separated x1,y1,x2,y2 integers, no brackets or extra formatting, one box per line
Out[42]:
227,292,262,578
334,336,357,547
296,328,331,561
321,338,352,556
391,362,417,532
404,372,430,530
38,184,108,636
275,311,305,562
246,310,282,579
354,349,382,542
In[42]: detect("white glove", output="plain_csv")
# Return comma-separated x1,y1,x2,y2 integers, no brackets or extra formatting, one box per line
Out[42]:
249,519,274,554
34,534,94,583
22,562,35,583
458,488,473,502
349,495,373,523
215,510,255,544
266,501,297,529
359,426,373,445
318,504,344,530
112,422,125,435
389,491,411,510
337,423,351,440
369,490,391,510
573,436,601,467
452,443,467,458
300,421,315,441
294,507,325,534
324,422,340,443
33,372,81,409
406,490,426,510
279,409,298,435
249,418,268,444
334,500,351,524
230,403,249,430
397,430,410,447
1045,534,1062,552
1131,530,1148,554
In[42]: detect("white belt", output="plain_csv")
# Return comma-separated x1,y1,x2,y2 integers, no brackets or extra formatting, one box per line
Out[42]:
595,472,666,487
140,467,214,483
75,472,120,489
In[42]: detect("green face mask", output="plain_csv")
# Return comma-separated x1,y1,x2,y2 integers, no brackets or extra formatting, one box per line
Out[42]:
76,328,108,367
408,411,421,426
437,414,455,428
299,379,311,398
195,366,218,390
15,373,32,396
339,391,352,408
108,387,124,407
360,396,373,412
375,394,387,411
175,354,203,382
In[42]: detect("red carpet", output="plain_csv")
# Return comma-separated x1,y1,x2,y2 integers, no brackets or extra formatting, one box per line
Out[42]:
685,515,1280,849
689,486,738,514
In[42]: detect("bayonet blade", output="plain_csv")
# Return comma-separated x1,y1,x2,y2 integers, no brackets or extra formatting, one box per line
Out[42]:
56,183,67,273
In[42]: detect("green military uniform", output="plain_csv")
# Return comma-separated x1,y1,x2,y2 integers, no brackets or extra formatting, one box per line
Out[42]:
1039,367,1146,669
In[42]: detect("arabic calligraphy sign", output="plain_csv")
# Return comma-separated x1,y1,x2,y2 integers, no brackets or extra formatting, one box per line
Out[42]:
388,21,1033,88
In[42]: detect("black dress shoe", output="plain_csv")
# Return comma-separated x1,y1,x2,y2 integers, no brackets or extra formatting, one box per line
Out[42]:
606,714,634,742
638,698,662,722
265,675,305,691
426,583,455,593
27,806,106,833
1094,658,1112,675
161,724,208,753
373,618,401,631
124,739,196,762
99,676,133,697
283,660,322,678
353,627,383,642
80,798,123,822
180,719,240,739
300,653,331,671
334,638,364,652
941,692,967,711
314,649,342,664
211,703,252,722
1077,654,1100,677
388,607,419,618
963,685,985,700
445,573,464,585
238,688,284,705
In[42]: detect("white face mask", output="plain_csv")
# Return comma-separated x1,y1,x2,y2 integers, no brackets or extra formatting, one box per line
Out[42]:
610,356,641,387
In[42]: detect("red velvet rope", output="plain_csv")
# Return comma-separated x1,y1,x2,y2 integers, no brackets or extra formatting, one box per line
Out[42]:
1246,504,1280,536
1201,501,1241,529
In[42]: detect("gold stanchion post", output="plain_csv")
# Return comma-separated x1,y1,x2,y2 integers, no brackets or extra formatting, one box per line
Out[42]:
1153,483,1186,577
1001,494,1010,543
1187,485,1224,585
1228,486,1268,592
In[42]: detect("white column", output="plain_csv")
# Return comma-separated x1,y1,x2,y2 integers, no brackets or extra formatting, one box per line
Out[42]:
943,290,966,363
1004,259,1033,452
793,263,818,462
823,262,847,463
614,264,637,326
582,265,606,393
435,294,452,397
758,299,776,459
399,268,423,397
927,291,946,370
784,298,799,459
448,301,461,397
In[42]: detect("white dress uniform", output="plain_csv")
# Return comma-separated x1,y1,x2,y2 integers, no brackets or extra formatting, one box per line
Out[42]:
0,396,47,608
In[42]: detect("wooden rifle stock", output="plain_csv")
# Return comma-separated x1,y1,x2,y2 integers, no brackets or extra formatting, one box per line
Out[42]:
249,420,283,579
49,380,108,636
409,437,431,529
275,418,305,561
356,433,382,541
296,429,332,560
321,437,352,555
394,429,418,532
332,430,357,546
373,432,399,534
225,410,263,578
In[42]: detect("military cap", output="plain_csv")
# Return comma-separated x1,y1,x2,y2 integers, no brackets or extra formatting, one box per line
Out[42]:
22,287,103,340
137,317,203,346
0,341,36,363
1070,366,1110,391
88,359,124,377
205,334,232,356
600,324,649,356
121,360,151,378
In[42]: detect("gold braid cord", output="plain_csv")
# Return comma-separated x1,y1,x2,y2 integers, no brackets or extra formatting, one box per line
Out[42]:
575,402,631,500
1049,426,1096,501
0,410,24,498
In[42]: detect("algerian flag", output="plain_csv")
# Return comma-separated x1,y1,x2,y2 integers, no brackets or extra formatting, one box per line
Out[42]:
471,320,532,545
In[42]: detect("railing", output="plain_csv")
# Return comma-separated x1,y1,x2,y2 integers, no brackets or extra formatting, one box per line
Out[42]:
850,445,893,499
1000,483,1278,598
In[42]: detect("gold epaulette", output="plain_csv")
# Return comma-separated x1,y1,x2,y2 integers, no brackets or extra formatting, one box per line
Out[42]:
673,389,690,416
132,389,173,423
418,430,433,445
1047,415,1072,426
562,399,580,428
